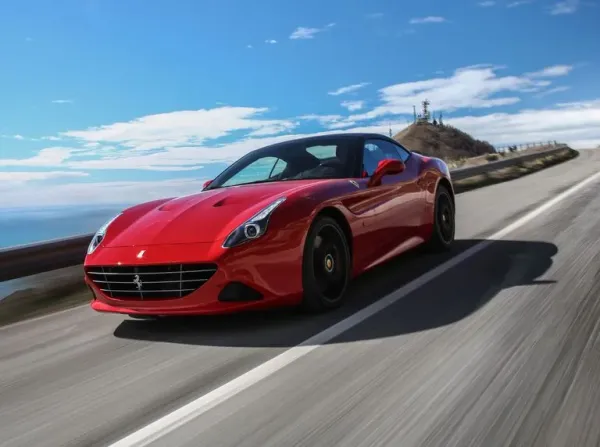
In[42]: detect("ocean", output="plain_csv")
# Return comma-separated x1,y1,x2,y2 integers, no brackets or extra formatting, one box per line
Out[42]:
0,206,133,300
0,205,128,249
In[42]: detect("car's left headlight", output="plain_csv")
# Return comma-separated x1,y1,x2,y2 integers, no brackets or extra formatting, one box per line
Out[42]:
222,197,286,248
87,213,121,255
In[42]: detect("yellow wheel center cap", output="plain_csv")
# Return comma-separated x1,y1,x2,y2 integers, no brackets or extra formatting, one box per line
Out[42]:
325,254,334,272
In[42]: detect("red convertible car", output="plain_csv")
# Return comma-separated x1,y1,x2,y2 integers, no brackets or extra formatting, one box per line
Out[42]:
84,133,455,317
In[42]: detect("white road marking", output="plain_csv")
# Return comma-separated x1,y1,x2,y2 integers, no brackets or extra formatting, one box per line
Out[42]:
72,171,600,445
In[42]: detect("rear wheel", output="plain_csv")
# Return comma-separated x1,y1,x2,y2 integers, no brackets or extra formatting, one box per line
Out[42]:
301,216,351,312
425,184,455,251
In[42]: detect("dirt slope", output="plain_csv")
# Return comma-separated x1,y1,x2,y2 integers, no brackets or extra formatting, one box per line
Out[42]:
393,122,496,161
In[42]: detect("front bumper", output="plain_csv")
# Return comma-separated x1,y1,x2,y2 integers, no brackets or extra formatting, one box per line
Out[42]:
85,238,304,315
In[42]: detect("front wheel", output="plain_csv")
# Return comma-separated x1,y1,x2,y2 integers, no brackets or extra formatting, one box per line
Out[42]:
301,216,351,312
425,184,455,251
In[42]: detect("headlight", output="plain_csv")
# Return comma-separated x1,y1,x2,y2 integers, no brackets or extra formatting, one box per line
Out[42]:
222,197,286,248
87,214,121,255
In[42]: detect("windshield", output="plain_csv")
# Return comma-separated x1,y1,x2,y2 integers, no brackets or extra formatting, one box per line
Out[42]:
207,137,358,189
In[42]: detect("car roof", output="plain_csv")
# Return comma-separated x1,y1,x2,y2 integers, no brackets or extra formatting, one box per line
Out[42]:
251,132,401,156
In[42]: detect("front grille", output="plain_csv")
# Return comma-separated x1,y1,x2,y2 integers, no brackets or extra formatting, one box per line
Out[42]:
85,263,217,300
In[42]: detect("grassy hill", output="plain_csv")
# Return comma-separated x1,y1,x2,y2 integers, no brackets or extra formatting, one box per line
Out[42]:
393,121,496,161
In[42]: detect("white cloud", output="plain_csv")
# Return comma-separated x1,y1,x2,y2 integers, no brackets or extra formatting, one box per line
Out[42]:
339,64,573,124
0,148,74,167
246,121,299,137
0,171,88,184
550,0,579,13
409,16,447,24
0,178,207,208
328,82,370,96
52,99,73,104
265,39,277,44
341,100,365,112
447,100,600,147
289,23,335,40
299,114,358,129
299,114,344,125
290,27,319,39
527,65,573,77
478,1,496,6
60,106,297,152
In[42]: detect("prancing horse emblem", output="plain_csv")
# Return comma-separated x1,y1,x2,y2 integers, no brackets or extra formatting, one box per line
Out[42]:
133,274,143,290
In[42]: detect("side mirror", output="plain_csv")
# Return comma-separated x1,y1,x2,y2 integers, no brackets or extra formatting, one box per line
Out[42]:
202,179,213,189
367,159,405,187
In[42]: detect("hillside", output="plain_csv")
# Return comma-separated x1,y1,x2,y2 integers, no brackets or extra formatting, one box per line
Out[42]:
393,122,496,161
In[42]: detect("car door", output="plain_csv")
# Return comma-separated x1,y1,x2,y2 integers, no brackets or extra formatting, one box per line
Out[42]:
359,138,424,261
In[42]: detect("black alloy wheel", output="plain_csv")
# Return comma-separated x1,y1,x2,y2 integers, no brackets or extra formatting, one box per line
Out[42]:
426,184,455,251
301,216,351,312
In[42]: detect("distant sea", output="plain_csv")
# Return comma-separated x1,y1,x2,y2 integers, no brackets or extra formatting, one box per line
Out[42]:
0,205,129,249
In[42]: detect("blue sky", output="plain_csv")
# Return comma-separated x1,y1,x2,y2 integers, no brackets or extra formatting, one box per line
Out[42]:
0,0,599,208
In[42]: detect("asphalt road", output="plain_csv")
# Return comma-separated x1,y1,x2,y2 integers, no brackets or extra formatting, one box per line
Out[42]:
2,149,600,447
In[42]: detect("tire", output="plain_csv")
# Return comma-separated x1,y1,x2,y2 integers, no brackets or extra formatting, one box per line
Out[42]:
301,216,351,313
425,184,455,252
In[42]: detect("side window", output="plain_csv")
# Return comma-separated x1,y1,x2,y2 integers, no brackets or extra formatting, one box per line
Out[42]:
362,139,410,176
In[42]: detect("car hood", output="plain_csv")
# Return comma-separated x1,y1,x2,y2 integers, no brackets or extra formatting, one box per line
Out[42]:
104,180,322,247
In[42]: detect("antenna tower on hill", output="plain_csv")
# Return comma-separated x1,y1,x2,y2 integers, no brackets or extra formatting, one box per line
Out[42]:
421,99,431,123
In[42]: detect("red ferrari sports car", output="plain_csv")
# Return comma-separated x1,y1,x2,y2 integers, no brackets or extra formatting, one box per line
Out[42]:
85,133,455,316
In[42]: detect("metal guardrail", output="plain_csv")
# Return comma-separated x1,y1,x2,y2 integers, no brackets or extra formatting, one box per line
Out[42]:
0,144,572,282
494,140,559,153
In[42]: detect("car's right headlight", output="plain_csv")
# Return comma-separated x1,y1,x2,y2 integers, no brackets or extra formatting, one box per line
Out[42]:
87,214,121,255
